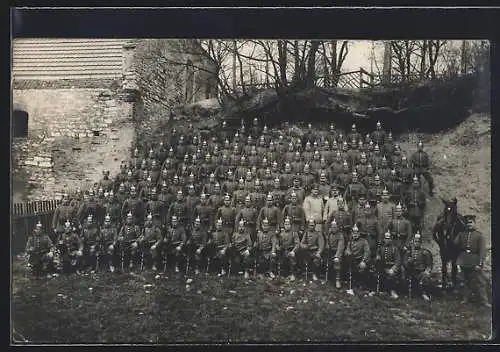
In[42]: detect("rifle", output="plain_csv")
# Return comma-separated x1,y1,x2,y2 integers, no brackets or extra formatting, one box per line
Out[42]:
305,259,309,282
185,253,190,276
96,250,100,272
140,250,145,272
348,260,353,291
376,260,381,294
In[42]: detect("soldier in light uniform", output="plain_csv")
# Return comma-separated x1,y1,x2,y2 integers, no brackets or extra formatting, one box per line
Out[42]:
138,214,163,271
25,221,57,277
325,218,346,288
299,218,325,281
303,184,324,232
454,215,490,307
376,231,402,299
402,232,433,301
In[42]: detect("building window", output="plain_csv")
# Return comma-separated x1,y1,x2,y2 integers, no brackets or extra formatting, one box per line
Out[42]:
12,110,28,138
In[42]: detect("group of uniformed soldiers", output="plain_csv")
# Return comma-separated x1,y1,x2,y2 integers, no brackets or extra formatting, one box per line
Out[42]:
24,118,489,305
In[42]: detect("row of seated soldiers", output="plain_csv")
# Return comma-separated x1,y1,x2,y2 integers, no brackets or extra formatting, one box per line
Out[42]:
27,199,434,300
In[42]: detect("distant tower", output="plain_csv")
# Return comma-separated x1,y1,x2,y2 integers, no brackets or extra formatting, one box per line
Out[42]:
382,41,392,84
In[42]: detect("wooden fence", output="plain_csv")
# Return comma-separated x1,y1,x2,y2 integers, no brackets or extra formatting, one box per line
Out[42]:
12,200,61,256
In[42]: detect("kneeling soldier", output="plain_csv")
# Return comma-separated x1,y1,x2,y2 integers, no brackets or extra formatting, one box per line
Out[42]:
138,213,163,271
254,218,280,278
344,224,370,294
230,219,254,279
376,231,402,299
100,214,119,272
402,232,433,301
58,220,84,273
300,218,325,281
117,212,142,271
277,217,301,281
25,221,57,277
325,218,345,288
165,215,187,273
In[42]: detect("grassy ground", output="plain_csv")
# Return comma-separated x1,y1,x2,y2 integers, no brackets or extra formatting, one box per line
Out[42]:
12,113,492,343
11,256,491,343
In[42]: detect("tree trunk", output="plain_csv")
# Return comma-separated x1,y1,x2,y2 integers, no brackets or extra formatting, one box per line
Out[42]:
420,40,427,78
382,41,392,84
460,40,468,75
232,40,237,90
305,41,320,88
294,40,300,82
330,40,338,87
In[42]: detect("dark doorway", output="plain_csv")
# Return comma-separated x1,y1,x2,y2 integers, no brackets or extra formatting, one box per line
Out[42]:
12,110,28,138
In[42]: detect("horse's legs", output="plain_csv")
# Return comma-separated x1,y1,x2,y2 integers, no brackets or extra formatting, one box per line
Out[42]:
451,259,458,288
440,250,448,287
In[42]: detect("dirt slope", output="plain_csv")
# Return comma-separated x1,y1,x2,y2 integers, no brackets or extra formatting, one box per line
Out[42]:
398,113,491,273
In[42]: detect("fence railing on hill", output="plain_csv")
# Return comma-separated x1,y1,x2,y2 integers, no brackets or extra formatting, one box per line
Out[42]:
12,200,61,256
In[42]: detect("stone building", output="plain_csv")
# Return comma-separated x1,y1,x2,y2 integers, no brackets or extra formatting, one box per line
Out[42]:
11,38,217,201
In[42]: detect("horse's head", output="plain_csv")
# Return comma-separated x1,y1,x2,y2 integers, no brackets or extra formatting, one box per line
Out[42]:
441,197,458,225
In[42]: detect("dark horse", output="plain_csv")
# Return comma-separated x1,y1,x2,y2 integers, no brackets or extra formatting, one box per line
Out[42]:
432,197,466,289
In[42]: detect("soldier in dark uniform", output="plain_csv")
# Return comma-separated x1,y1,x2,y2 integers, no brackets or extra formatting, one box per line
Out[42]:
209,182,225,210
185,184,199,227
253,218,280,278
164,215,188,273
281,163,295,190
117,212,142,270
229,219,254,279
100,214,119,272
216,194,237,239
193,193,215,234
138,214,163,271
371,121,386,146
271,177,286,210
191,216,211,275
299,218,325,281
356,202,380,262
407,139,432,189
387,203,413,257
402,232,433,301
282,191,306,236
257,193,282,235
167,190,189,228
209,218,231,276
325,218,346,289
404,175,426,234
235,195,258,243
81,214,100,271
121,186,145,226
346,124,361,146
454,215,490,307
57,220,84,274
344,171,367,211
386,169,404,204
52,193,76,242
376,188,396,235
344,224,371,295
25,221,57,277
375,231,402,299
277,217,301,281
100,170,114,192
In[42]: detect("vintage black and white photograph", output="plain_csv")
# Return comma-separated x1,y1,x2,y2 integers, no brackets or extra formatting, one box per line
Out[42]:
11,36,492,342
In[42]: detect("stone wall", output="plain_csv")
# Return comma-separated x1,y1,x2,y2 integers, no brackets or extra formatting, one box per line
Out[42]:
12,79,137,201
